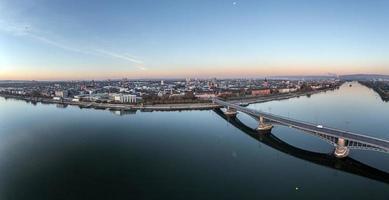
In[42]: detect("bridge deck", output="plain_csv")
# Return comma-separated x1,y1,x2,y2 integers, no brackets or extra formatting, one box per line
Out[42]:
214,98,389,152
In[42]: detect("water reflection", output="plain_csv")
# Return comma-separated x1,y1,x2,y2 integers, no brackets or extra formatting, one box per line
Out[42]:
213,108,389,184
109,109,138,116
56,103,68,108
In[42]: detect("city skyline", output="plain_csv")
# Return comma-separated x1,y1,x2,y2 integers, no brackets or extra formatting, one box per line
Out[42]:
1,0,389,80
1,1,389,198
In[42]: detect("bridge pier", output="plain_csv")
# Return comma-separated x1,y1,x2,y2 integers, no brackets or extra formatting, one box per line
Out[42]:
256,115,273,133
334,138,349,158
223,106,238,118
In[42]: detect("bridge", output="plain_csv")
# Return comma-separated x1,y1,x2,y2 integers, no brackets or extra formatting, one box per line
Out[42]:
213,98,389,158
213,108,389,184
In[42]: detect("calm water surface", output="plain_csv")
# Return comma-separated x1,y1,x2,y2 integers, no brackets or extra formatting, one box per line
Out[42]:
0,82,388,199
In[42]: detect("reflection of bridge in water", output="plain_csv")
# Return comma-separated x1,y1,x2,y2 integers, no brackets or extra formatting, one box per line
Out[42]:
213,98,389,158
213,108,389,184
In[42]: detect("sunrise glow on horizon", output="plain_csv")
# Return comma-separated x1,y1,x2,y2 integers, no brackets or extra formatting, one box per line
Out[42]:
1,0,389,80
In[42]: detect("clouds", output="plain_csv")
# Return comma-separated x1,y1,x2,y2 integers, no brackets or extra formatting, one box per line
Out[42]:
95,49,143,64
0,20,82,53
2,0,388,80
1,21,78,54
95,49,146,70
0,20,146,70
0,20,31,36
29,33,89,54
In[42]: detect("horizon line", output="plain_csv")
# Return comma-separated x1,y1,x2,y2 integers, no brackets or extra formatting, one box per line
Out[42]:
1,73,388,82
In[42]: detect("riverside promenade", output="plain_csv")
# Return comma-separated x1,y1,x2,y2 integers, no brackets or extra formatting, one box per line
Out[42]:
0,88,335,112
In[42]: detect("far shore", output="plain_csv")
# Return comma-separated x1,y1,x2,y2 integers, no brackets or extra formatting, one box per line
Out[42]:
0,87,338,112
227,87,337,105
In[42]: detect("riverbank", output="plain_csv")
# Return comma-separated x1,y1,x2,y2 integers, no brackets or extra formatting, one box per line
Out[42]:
358,81,389,102
0,94,221,111
227,86,339,105
0,87,338,112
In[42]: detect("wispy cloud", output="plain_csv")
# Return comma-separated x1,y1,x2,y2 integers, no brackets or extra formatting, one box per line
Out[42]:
95,49,146,70
95,49,143,64
0,20,90,54
0,20,146,70
29,33,90,54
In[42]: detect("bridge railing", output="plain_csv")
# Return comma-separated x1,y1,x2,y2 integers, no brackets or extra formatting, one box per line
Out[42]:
261,109,389,146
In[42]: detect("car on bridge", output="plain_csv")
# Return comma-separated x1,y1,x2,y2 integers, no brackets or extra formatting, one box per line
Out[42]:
316,125,324,129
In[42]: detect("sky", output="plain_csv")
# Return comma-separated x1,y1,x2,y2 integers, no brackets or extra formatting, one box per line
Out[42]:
1,0,389,80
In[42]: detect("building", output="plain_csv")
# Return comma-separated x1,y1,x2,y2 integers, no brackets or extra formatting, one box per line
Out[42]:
53,97,62,101
278,88,291,93
55,90,68,98
195,93,216,99
113,94,137,103
311,85,322,90
262,78,269,88
251,89,271,96
289,88,298,92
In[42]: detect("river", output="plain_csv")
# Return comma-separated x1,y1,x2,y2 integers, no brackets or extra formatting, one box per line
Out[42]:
0,82,388,199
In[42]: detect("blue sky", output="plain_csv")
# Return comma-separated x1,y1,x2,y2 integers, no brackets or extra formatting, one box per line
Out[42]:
1,0,389,80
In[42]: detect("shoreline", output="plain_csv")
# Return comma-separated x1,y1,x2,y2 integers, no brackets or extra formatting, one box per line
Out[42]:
0,87,339,112
358,81,389,102
227,87,338,105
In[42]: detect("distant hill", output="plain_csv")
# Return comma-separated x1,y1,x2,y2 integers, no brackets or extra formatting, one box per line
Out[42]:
339,74,389,81
269,75,337,80
0,80,38,83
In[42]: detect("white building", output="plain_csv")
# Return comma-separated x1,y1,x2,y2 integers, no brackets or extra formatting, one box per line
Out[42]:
289,88,298,92
53,97,62,101
311,85,323,90
55,90,68,98
113,94,137,103
195,93,216,99
278,88,298,93
278,88,290,93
